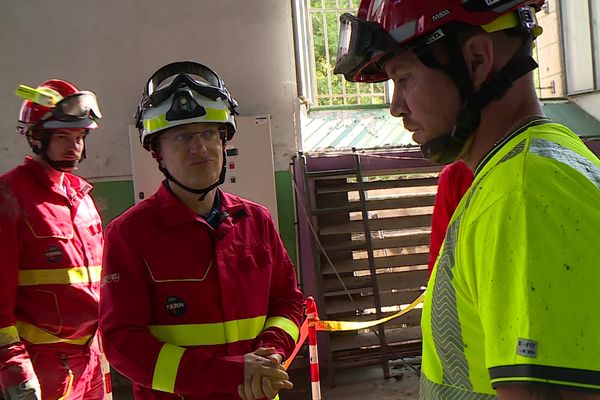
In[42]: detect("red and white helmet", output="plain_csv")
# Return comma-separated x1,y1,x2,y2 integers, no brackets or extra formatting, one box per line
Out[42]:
16,79,101,137
334,0,545,83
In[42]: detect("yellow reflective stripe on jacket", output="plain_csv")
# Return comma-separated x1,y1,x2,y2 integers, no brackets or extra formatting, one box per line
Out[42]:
0,326,20,346
152,343,185,393
264,317,300,343
15,321,92,345
18,266,102,286
149,316,266,346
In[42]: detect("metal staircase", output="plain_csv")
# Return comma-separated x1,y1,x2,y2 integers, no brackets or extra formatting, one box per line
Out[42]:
294,148,441,384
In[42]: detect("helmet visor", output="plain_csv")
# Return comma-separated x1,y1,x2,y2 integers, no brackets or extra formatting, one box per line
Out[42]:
333,13,400,82
52,92,102,121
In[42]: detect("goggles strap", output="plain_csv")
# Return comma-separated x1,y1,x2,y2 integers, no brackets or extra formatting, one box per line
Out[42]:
440,39,476,102
412,26,475,101
159,147,228,201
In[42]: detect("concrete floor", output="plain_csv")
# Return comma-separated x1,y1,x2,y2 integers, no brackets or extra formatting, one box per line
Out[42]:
323,371,420,400
111,359,421,399
284,358,421,400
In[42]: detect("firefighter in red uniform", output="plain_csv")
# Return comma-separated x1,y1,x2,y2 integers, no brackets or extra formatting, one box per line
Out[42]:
99,61,304,400
427,160,473,276
0,79,109,399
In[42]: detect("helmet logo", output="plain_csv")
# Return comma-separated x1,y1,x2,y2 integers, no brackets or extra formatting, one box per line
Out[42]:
425,29,445,45
485,0,503,5
432,9,450,22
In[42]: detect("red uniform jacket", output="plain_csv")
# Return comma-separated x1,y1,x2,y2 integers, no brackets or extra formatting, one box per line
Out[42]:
0,157,103,388
99,185,304,399
428,160,474,274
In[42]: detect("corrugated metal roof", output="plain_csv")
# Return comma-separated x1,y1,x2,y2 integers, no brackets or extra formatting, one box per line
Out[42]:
302,100,600,152
302,108,415,152
542,99,600,138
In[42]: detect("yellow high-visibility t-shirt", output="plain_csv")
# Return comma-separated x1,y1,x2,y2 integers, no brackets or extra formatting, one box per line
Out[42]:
421,119,600,399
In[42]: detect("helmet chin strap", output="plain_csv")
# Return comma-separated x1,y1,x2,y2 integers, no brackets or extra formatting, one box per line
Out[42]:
159,149,227,201
41,155,79,172
418,35,539,164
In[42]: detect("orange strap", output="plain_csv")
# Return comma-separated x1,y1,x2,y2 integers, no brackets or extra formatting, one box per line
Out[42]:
283,319,309,370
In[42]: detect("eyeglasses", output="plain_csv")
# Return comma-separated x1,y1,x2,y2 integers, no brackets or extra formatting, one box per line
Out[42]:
160,128,224,146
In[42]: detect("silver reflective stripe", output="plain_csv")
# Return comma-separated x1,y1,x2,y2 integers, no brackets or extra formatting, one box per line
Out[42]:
431,214,472,390
529,139,600,189
428,140,527,391
389,20,417,43
499,140,526,165
420,374,496,400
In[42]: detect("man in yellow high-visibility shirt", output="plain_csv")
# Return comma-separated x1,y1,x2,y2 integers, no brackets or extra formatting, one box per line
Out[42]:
334,0,600,399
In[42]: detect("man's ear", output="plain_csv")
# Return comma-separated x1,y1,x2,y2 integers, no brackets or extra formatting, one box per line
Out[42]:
149,140,163,165
150,149,163,166
462,33,495,89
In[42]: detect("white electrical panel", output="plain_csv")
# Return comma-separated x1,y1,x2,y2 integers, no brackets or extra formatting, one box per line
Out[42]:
128,115,279,228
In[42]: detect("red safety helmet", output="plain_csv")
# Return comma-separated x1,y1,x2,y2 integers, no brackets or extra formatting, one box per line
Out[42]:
17,79,101,137
335,0,545,83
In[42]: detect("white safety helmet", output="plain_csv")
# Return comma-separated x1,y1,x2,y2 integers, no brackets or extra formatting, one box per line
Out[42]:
135,61,238,151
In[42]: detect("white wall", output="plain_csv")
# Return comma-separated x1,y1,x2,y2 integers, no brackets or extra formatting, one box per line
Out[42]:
572,93,600,121
0,0,299,177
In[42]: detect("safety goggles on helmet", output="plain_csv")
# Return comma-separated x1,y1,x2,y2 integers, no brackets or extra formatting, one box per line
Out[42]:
334,13,401,83
48,91,102,122
35,91,101,130
136,62,239,151
139,61,238,112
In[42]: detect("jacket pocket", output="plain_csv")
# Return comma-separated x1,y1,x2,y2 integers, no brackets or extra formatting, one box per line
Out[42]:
237,244,272,272
24,288,62,335
25,217,73,240
143,256,213,282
